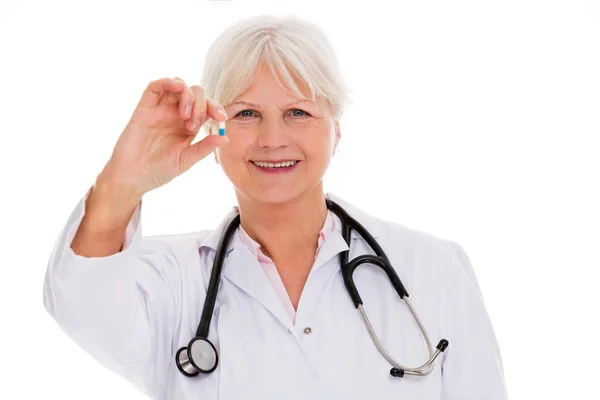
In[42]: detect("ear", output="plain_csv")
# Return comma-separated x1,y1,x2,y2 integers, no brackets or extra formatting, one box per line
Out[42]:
332,120,341,155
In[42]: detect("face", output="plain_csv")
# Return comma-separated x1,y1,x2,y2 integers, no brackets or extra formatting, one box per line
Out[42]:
214,65,341,205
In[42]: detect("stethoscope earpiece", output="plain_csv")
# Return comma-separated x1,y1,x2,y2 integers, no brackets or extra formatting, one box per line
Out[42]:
176,337,219,377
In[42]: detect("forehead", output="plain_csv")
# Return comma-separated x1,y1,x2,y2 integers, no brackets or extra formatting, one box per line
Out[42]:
228,65,314,106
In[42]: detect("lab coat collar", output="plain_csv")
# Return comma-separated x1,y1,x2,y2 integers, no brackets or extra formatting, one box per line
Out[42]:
199,192,381,252
197,193,382,329
325,192,381,241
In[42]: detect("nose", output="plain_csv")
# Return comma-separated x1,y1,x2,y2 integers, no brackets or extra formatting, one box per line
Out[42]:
256,116,290,149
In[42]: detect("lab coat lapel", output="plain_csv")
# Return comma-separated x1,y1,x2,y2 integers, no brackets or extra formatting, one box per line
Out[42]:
295,224,349,322
299,196,383,320
199,194,384,331
200,208,293,329
310,219,349,279
221,243,294,329
309,203,382,282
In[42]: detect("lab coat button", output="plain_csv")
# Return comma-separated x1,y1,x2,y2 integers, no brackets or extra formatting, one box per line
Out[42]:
303,327,312,335
287,328,293,334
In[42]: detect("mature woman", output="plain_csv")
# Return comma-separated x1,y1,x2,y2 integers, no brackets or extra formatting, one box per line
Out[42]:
43,15,507,400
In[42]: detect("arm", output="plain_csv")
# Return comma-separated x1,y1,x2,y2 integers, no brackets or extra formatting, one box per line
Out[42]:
439,242,508,400
42,179,182,399
70,176,141,257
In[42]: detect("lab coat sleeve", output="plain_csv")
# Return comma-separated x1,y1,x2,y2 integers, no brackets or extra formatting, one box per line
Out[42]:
438,241,508,400
42,186,183,399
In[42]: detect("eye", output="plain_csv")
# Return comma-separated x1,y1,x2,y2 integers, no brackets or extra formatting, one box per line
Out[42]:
290,109,310,118
236,109,257,119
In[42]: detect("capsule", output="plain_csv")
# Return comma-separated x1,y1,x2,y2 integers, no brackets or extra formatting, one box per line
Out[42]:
218,121,226,136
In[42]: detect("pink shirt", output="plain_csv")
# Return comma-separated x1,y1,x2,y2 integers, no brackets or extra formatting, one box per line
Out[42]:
237,210,335,324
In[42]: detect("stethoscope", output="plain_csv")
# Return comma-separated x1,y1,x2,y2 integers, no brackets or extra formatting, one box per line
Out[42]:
176,199,449,378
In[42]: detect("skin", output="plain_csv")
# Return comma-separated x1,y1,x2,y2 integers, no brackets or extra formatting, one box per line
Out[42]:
212,64,341,308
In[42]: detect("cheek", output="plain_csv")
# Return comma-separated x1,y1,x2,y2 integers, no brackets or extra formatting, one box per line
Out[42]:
217,140,250,171
304,128,337,159
219,148,241,167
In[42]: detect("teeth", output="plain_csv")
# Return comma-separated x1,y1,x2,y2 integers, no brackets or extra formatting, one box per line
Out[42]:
252,160,297,168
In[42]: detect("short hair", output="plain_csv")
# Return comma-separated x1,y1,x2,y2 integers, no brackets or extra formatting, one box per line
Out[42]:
200,14,351,134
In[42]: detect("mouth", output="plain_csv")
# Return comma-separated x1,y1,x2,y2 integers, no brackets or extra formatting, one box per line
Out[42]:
250,160,301,174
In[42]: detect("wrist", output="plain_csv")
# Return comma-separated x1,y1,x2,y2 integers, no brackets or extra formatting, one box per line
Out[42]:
94,172,143,206
83,174,142,233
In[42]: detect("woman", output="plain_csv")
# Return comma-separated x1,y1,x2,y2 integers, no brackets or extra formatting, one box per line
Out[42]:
43,14,507,400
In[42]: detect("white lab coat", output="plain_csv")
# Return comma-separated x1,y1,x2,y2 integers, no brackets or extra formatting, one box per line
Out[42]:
43,189,507,400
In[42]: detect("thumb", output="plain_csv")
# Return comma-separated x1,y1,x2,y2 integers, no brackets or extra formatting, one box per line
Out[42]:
180,135,229,172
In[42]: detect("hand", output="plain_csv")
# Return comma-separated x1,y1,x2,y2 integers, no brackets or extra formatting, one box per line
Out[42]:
99,77,229,198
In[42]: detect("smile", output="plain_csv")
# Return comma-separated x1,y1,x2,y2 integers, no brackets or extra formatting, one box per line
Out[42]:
250,160,301,175
251,160,298,168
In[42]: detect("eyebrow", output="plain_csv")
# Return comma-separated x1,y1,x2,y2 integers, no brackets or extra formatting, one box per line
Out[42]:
227,100,308,109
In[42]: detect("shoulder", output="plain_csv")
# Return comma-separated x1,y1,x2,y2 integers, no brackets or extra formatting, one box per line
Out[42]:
349,203,485,313
375,214,462,261
137,230,214,264
329,193,469,278
366,211,480,294
329,193,459,255
372,214,467,277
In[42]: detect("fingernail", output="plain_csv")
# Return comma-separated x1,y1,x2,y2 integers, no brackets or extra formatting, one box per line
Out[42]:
184,105,191,118
190,120,198,130
217,109,228,119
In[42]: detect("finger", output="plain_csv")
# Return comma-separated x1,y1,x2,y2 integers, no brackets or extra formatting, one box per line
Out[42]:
180,134,229,172
139,78,185,108
173,77,195,121
207,99,228,122
186,85,208,132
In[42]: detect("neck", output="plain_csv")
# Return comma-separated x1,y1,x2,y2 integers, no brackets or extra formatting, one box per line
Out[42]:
236,186,328,260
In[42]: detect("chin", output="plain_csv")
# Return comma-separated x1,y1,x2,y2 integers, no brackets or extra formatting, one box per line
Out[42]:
236,183,320,206
247,187,303,205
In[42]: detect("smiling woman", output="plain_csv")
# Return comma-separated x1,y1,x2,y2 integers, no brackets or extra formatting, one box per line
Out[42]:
42,13,507,400
214,64,341,206
199,15,349,207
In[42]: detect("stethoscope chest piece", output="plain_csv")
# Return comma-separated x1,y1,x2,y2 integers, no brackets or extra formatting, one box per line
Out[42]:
176,337,219,377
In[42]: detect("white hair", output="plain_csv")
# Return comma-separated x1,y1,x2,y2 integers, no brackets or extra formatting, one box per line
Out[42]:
200,14,351,134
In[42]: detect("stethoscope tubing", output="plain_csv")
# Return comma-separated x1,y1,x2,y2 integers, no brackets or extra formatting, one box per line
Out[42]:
327,199,447,376
179,199,448,378
196,213,241,338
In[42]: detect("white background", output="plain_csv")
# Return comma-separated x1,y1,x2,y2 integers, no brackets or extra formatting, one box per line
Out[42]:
1,0,599,398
